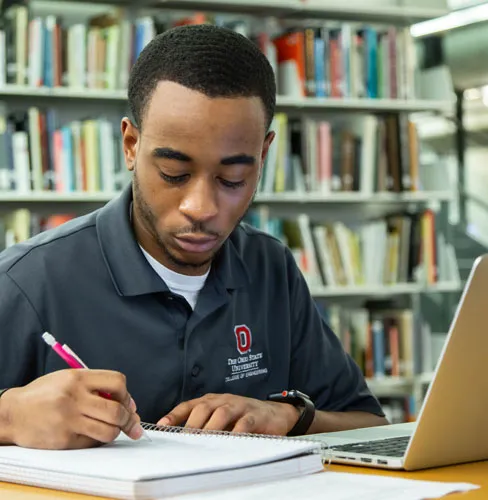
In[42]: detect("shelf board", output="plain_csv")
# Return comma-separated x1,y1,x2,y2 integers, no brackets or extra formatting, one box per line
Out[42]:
42,0,449,24
366,376,415,394
366,372,435,395
0,192,118,203
297,2,449,24
418,114,488,140
0,85,454,113
309,282,462,297
422,281,463,293
151,0,448,25
0,85,127,101
276,96,454,114
0,190,454,204
254,191,454,204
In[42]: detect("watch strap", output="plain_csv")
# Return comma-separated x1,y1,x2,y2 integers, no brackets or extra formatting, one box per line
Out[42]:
267,390,316,437
286,395,315,437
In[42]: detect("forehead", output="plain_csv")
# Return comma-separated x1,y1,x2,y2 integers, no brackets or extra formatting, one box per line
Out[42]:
141,81,267,148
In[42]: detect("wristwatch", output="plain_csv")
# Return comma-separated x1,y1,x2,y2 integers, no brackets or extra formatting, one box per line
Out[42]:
267,389,315,437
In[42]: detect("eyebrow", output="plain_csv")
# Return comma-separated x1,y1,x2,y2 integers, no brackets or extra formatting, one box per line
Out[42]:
220,154,256,166
151,147,256,166
152,148,191,162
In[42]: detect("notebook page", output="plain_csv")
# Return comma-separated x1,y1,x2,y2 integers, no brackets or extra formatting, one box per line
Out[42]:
0,430,322,482
173,471,480,500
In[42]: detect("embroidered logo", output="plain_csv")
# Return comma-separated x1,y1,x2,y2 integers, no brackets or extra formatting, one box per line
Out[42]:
226,324,268,384
234,324,252,355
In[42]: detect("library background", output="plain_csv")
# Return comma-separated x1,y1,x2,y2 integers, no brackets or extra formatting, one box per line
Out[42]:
0,0,487,424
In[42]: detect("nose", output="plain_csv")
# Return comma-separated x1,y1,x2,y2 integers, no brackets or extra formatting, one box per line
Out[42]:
179,177,219,223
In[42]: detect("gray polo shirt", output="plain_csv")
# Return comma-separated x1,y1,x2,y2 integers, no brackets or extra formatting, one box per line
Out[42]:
0,183,384,423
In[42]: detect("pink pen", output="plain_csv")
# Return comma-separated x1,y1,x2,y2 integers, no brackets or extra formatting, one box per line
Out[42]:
41,332,151,441
42,332,85,369
42,332,111,398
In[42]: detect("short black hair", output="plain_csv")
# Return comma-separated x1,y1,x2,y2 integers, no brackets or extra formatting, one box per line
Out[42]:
128,24,276,131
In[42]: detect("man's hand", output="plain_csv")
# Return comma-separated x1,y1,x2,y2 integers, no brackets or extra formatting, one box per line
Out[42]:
0,369,144,449
157,393,300,435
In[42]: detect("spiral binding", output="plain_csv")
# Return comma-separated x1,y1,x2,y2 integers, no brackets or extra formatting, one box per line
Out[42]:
140,422,332,466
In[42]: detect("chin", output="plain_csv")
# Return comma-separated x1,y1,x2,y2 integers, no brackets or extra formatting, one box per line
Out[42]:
167,247,216,270
180,253,213,267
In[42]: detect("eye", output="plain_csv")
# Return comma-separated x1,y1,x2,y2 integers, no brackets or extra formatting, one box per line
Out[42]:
159,171,188,185
219,178,247,189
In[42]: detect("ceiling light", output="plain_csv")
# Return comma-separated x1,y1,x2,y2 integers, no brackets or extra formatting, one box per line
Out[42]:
411,3,488,37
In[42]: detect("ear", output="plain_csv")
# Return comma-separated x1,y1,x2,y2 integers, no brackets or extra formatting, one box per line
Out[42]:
121,117,139,172
259,131,275,177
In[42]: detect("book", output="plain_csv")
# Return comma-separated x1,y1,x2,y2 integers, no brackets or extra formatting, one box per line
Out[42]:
245,209,455,290
0,423,326,499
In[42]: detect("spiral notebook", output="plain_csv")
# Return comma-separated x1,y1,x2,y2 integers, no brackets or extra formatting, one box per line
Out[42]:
0,423,327,500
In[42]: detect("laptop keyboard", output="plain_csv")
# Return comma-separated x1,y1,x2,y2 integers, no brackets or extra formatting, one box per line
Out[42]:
330,436,411,457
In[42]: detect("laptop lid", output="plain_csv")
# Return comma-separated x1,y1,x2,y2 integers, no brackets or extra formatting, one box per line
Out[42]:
403,254,488,470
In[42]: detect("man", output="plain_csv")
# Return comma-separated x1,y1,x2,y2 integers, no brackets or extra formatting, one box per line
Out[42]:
0,25,387,450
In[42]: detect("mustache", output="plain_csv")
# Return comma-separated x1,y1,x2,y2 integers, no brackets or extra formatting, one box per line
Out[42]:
173,224,221,238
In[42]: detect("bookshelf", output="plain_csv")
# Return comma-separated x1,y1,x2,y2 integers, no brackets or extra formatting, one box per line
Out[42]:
45,0,449,24
276,97,454,114
309,282,460,298
0,0,458,423
0,190,454,204
254,191,453,203
0,85,454,113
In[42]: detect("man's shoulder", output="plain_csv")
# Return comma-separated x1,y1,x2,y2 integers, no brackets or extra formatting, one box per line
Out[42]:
231,222,287,253
0,211,98,276
229,222,294,271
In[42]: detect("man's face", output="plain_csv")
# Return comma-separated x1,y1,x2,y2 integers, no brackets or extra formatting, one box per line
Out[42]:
122,81,274,276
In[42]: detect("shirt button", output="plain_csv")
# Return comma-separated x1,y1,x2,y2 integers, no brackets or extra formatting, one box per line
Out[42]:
191,365,200,377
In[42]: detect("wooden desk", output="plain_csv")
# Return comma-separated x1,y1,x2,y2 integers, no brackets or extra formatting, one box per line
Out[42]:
1,461,487,499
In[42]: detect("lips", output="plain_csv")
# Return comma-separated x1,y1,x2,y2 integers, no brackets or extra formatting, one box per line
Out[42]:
173,235,219,254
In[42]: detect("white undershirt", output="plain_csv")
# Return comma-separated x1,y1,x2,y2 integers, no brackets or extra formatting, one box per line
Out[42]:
139,245,210,310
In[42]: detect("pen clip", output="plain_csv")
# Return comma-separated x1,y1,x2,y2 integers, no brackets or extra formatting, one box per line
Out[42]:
62,344,88,368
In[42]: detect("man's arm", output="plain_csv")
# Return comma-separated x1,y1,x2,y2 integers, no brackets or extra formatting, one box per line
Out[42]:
157,393,387,436
0,273,144,449
0,389,14,445
285,247,388,431
0,272,46,445
307,410,388,435
0,273,46,394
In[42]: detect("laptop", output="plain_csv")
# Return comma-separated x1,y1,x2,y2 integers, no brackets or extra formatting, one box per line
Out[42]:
311,253,488,471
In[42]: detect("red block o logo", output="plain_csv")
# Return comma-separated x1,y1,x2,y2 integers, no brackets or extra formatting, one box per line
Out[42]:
234,325,252,355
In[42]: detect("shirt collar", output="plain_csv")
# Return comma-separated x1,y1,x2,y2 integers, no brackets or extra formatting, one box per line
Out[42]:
96,182,251,297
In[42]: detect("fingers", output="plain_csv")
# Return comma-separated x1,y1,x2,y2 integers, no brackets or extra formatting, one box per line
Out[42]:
203,405,239,431
233,414,261,434
76,415,122,444
77,371,143,441
81,393,143,440
158,400,197,427
82,370,131,407
159,396,245,432
158,394,283,435
184,402,215,429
